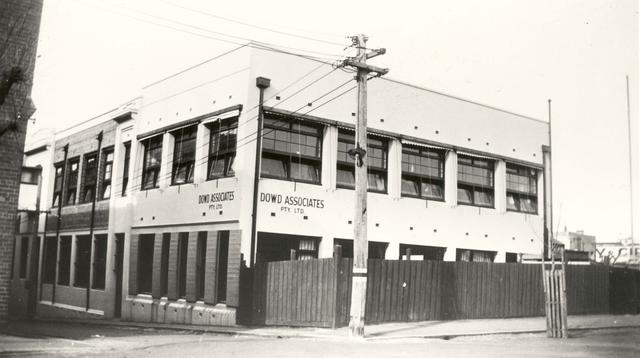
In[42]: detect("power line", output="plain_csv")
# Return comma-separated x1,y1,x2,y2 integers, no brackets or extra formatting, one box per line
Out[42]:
160,0,346,47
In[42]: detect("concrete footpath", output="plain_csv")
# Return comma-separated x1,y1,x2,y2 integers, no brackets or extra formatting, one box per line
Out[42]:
9,314,640,341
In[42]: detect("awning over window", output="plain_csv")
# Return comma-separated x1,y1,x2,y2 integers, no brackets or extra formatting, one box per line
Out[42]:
457,150,497,161
401,139,449,152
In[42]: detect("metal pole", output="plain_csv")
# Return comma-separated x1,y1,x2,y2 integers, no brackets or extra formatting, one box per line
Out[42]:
250,77,271,266
626,75,635,260
86,131,103,310
52,144,69,304
27,167,43,317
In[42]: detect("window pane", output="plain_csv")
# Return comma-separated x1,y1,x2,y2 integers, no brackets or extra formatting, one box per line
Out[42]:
261,156,288,178
422,181,443,200
522,197,537,213
337,167,355,188
367,171,386,192
209,158,226,178
507,193,519,211
401,177,420,196
474,190,494,207
290,160,320,183
457,187,473,204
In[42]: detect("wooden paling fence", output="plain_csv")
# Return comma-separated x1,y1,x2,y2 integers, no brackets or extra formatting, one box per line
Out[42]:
239,257,630,328
542,264,568,338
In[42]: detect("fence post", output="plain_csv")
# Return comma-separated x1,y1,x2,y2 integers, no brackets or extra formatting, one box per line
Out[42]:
290,249,296,261
405,248,411,260
332,244,343,329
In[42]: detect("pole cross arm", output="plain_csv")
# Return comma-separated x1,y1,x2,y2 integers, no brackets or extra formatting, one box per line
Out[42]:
366,48,386,60
342,60,389,76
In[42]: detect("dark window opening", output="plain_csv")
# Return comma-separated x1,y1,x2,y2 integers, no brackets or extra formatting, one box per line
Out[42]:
333,238,388,259
52,164,64,207
336,129,388,193
506,252,519,263
81,154,97,203
217,231,229,303
399,244,446,261
64,159,79,205
19,236,29,279
100,149,114,199
92,235,107,290
74,235,91,288
506,163,538,214
196,232,207,301
20,167,40,184
142,136,162,190
257,232,320,263
122,142,131,196
172,126,197,185
456,248,496,262
160,233,170,297
401,145,445,200
177,233,188,298
208,117,237,179
261,116,322,184
457,155,495,208
137,234,154,294
58,236,72,285
42,236,57,284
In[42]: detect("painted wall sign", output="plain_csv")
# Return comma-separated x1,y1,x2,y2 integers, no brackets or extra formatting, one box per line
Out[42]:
260,192,325,214
199,191,235,210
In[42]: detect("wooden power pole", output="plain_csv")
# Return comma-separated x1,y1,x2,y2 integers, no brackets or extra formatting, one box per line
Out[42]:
342,34,387,337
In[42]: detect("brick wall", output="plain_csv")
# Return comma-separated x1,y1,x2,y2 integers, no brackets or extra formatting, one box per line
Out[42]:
0,0,43,318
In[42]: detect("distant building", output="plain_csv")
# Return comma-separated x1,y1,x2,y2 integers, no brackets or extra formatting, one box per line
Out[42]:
555,229,596,261
596,238,640,266
13,45,551,326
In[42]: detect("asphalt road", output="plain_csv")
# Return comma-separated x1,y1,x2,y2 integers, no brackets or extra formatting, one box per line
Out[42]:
1,321,639,357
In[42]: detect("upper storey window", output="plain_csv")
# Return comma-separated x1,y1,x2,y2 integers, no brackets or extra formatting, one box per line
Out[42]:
64,158,79,206
141,136,162,190
337,129,388,193
121,143,131,196
208,118,237,179
401,145,445,200
457,155,494,208
506,164,538,214
100,149,114,199
52,164,64,207
261,116,322,184
81,154,98,203
172,126,197,185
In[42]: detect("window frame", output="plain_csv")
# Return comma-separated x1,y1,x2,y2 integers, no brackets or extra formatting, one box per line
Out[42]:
171,126,198,186
52,163,64,207
100,148,114,200
208,117,238,180
336,129,388,193
80,153,98,204
141,136,163,190
506,163,539,214
260,116,323,185
400,145,445,201
64,158,80,206
121,142,131,196
457,155,495,208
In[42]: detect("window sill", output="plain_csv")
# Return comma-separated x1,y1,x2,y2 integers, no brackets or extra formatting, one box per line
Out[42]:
506,209,538,215
207,175,235,181
401,194,445,202
457,202,495,209
336,186,388,194
260,175,322,186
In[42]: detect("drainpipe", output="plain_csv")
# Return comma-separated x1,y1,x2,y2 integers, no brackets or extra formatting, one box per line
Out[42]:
86,131,103,311
250,77,270,266
52,143,69,304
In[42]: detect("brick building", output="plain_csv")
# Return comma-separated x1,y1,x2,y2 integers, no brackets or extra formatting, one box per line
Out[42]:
0,0,43,319
14,45,551,326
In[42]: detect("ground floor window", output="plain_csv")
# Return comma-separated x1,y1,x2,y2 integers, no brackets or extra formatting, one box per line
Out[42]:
42,236,57,284
160,234,171,297
58,236,72,285
177,233,189,298
333,239,388,259
92,235,107,290
399,244,446,261
505,252,519,263
257,232,320,262
74,235,91,288
137,234,155,294
217,231,229,303
456,248,496,262
196,232,207,301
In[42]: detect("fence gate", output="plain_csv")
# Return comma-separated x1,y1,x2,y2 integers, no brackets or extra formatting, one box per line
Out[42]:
542,248,568,338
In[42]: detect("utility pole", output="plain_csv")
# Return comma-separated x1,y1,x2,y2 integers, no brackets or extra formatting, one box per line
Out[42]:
625,75,636,265
342,34,387,337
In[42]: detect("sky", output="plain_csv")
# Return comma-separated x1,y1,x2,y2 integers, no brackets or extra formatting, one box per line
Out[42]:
28,0,638,242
